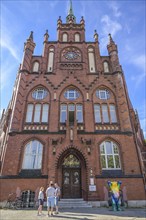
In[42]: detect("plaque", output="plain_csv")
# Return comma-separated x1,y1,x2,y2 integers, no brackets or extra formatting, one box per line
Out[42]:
89,185,96,191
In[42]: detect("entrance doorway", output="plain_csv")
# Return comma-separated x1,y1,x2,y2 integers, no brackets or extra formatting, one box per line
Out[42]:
62,154,81,198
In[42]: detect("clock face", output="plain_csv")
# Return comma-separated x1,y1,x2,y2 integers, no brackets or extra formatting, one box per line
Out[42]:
62,48,81,61
64,51,78,60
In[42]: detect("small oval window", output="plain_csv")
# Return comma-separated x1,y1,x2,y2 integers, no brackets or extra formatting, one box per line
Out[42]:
32,88,48,100
64,89,80,100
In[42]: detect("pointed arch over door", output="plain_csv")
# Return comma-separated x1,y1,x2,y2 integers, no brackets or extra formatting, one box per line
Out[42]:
56,147,87,199
62,154,81,198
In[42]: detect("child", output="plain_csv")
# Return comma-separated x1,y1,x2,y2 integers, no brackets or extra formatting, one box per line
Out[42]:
37,187,44,216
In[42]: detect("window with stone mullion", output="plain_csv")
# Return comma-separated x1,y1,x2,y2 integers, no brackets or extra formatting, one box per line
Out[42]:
100,141,121,170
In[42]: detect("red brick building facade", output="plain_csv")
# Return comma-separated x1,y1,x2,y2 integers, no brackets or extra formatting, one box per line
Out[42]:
0,2,146,205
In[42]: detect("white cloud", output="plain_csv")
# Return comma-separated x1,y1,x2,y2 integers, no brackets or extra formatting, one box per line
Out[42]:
128,54,145,88
101,15,122,36
100,15,122,52
108,1,122,18
1,38,20,62
49,1,59,9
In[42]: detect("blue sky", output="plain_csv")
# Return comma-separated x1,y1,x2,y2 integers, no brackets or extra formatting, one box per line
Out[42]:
0,0,146,137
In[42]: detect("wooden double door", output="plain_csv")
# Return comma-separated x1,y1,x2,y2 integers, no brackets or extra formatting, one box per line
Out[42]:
62,168,81,198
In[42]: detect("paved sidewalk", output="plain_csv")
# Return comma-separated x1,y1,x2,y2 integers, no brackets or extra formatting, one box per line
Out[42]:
0,207,146,220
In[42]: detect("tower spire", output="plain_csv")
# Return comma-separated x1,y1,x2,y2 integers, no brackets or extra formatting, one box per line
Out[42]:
66,0,76,24
68,0,73,15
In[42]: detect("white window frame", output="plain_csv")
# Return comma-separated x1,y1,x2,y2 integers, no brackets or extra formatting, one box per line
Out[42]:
76,104,83,123
94,104,101,123
60,104,67,123
34,104,41,123
32,88,47,100
26,104,33,123
100,141,121,170
22,140,43,169
64,89,80,100
110,104,117,123
41,104,49,123
102,104,109,123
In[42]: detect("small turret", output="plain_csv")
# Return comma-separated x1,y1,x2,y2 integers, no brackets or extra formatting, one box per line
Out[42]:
107,33,121,73
21,31,36,72
57,16,62,27
94,30,98,42
107,33,118,55
44,29,49,42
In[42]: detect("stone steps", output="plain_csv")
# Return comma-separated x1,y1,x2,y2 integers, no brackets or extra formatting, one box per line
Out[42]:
59,198,92,208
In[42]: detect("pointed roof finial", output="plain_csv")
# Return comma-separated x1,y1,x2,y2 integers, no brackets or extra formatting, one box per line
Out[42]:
108,33,115,44
29,31,33,41
66,0,76,23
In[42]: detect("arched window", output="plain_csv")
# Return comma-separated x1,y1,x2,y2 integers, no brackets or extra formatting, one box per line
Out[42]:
75,33,80,42
103,61,109,72
22,140,43,169
62,33,68,42
100,141,121,169
47,48,54,72
88,48,95,73
32,61,39,72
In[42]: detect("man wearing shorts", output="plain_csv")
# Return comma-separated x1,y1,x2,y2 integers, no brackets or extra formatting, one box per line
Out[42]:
46,181,55,216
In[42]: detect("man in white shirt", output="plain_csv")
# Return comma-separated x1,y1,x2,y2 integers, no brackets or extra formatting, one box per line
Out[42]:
46,181,55,216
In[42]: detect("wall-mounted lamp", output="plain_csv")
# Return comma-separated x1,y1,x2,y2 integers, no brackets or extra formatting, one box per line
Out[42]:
53,146,56,155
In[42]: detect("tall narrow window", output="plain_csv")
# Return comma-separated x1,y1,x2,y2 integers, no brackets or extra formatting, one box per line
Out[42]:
88,48,95,73
103,61,109,72
22,140,43,169
42,104,49,123
75,33,80,42
94,104,101,123
62,33,68,42
102,104,109,123
76,104,83,123
34,104,41,123
32,62,39,72
47,48,54,72
110,104,117,123
26,104,33,123
68,104,75,125
60,104,67,123
100,141,121,169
